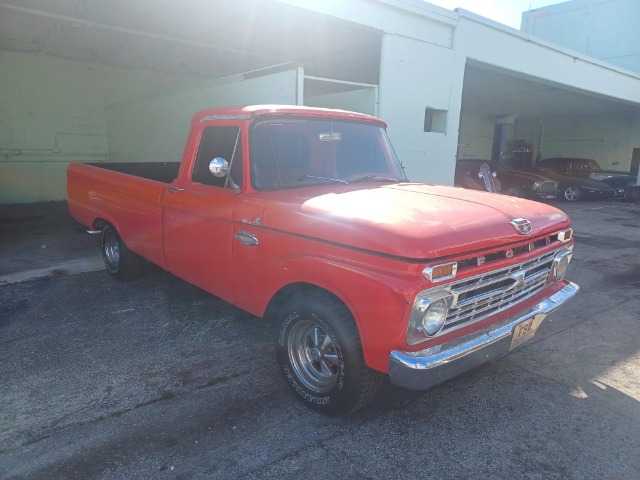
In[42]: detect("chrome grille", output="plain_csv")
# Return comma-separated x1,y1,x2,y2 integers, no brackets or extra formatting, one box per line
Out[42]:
442,250,557,332
541,181,557,191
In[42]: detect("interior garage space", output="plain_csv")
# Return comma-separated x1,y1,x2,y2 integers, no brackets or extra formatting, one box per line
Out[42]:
0,0,382,204
457,61,640,174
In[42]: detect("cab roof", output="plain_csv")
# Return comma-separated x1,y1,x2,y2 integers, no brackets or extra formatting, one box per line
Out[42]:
192,105,386,127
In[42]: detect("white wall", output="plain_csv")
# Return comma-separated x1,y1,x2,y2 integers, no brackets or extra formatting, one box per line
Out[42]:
521,0,640,74
305,87,377,116
457,115,495,160
378,33,464,184
107,69,298,164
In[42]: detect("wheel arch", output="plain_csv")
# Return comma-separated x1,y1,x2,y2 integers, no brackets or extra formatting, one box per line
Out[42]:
253,256,413,373
264,282,352,324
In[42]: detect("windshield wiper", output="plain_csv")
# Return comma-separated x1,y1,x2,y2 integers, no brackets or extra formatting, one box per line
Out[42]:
297,174,350,185
349,175,400,183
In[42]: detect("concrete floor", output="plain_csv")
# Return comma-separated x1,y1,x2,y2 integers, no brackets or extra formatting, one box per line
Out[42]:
0,200,639,479
0,201,103,284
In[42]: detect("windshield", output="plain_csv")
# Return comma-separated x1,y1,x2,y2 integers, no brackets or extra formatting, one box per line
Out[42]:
249,118,406,190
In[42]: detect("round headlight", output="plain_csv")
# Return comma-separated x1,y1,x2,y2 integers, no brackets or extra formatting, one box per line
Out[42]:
421,299,449,336
550,249,572,282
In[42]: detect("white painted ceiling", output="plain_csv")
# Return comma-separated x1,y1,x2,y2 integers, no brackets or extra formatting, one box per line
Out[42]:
0,0,381,83
462,62,640,119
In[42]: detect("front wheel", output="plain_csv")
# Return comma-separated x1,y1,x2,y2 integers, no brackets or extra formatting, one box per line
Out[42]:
563,186,581,201
101,224,145,280
275,290,383,416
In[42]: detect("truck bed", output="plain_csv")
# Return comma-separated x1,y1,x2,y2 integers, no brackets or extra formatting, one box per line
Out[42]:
87,162,180,184
67,161,172,269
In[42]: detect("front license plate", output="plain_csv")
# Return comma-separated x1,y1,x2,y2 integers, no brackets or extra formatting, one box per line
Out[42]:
509,316,543,351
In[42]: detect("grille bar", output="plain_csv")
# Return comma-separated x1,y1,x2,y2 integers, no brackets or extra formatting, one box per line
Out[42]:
441,250,557,332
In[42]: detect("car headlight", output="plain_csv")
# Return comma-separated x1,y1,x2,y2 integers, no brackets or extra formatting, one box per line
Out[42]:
407,291,453,344
533,181,544,190
549,247,573,282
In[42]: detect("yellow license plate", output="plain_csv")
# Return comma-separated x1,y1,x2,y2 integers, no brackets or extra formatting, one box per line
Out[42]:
509,316,543,351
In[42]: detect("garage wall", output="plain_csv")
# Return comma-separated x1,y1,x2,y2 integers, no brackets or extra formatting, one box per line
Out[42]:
378,33,464,184
0,50,201,204
457,114,495,160
107,69,298,164
516,113,640,171
305,87,377,116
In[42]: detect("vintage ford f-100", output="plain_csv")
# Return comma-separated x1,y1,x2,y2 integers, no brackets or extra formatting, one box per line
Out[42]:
67,105,579,415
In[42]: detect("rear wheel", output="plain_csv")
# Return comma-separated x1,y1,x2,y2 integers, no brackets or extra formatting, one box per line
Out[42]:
563,186,581,202
275,290,383,416
101,224,145,280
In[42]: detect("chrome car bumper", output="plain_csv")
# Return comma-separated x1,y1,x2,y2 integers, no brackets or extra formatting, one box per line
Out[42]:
388,281,579,391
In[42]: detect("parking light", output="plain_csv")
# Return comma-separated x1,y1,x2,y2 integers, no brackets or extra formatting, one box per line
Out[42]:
423,262,457,282
557,228,573,242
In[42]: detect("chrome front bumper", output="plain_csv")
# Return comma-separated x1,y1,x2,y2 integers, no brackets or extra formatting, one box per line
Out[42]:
388,281,579,391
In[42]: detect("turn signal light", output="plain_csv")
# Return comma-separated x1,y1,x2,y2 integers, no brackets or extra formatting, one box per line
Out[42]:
423,262,458,282
558,229,573,242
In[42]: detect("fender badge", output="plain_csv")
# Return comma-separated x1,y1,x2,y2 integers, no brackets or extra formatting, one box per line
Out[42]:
510,218,532,235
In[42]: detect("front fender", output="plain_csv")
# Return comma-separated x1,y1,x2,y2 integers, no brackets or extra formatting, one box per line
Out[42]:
233,231,422,373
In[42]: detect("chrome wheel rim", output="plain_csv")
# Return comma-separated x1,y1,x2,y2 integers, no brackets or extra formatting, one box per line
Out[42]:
103,228,120,269
564,187,580,201
288,319,339,393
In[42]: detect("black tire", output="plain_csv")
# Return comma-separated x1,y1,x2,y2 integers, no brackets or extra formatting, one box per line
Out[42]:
275,290,384,416
623,186,636,203
101,224,145,280
563,186,581,202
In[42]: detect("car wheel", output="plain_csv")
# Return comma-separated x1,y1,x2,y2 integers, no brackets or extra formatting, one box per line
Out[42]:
623,186,636,203
563,186,581,202
101,224,145,280
275,289,384,416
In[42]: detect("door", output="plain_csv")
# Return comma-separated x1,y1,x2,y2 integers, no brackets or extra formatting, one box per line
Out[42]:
162,125,244,303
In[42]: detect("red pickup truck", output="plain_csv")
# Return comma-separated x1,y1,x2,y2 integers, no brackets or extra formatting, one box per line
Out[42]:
67,105,579,415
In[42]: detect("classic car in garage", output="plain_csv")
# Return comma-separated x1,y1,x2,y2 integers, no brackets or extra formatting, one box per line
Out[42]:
455,161,558,199
492,164,558,200
534,168,616,201
599,175,639,202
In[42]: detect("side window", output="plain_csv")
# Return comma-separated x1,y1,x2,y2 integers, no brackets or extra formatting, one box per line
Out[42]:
192,127,242,188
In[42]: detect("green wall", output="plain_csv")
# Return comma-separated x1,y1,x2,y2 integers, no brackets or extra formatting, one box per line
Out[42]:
515,114,640,171
0,50,200,204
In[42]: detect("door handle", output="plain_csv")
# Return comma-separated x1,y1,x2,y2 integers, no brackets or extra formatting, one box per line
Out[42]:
168,186,185,192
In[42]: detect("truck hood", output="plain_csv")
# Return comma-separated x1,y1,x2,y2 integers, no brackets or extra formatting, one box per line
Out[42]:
259,183,570,260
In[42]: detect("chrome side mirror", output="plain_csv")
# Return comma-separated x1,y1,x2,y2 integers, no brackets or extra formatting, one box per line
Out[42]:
209,157,229,177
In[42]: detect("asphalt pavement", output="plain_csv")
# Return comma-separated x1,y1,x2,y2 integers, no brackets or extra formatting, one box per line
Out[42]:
1,199,639,479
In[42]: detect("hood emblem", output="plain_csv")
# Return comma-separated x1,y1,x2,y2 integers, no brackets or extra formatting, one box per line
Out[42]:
510,218,532,235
